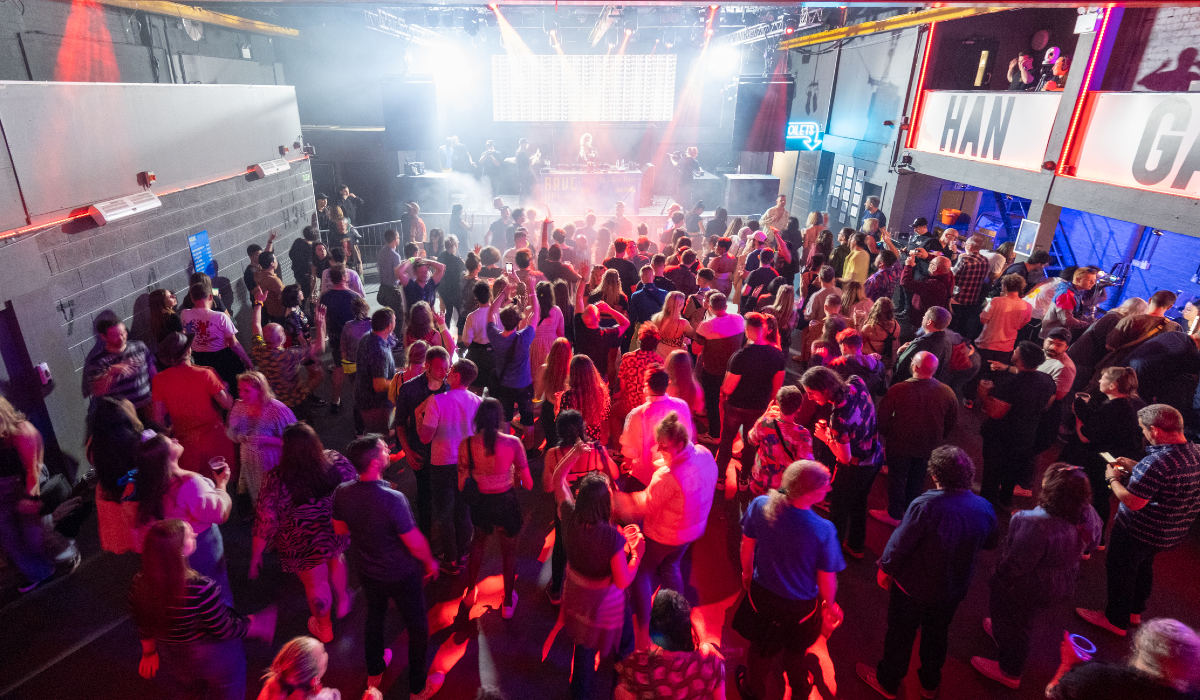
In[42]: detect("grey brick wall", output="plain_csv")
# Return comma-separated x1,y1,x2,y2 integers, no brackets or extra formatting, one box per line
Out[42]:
1132,7,1200,91
1,160,314,462
790,151,824,219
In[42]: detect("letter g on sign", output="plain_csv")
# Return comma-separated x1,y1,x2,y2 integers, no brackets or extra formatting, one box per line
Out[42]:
1133,97,1190,186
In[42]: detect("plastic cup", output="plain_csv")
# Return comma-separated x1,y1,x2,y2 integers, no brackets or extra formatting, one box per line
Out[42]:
1068,634,1096,660
209,456,229,474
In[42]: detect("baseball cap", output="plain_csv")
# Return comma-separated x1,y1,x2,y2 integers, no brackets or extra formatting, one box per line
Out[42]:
1046,327,1072,343
753,230,768,242
912,217,929,228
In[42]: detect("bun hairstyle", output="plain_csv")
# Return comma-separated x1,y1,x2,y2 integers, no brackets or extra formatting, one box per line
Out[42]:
654,411,690,451
262,636,325,698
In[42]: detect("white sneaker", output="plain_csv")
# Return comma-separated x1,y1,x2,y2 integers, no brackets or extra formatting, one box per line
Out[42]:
502,590,518,619
1076,607,1127,636
971,656,1020,689
1013,486,1034,498
869,509,901,527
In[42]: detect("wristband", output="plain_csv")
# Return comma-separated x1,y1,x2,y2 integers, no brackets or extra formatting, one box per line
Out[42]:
253,302,264,308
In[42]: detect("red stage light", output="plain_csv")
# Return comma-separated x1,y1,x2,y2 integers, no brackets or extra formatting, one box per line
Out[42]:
784,26,794,34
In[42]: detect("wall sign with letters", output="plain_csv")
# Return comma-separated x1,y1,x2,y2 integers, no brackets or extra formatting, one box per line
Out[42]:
912,91,1062,171
786,121,824,151
1073,92,1200,198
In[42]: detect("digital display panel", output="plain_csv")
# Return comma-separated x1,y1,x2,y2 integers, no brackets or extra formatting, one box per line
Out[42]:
492,55,676,122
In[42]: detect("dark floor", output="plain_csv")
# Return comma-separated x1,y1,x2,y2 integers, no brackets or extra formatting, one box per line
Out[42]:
2,292,1199,700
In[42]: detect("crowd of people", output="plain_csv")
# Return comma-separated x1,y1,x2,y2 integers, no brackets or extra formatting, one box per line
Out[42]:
4,191,1200,700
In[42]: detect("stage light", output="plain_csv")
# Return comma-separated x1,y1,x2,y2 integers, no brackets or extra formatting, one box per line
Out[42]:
784,17,798,34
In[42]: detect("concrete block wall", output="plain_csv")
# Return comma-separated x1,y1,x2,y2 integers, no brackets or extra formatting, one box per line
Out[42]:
1132,6,1200,92
2,160,314,462
1057,208,1200,309
790,151,824,219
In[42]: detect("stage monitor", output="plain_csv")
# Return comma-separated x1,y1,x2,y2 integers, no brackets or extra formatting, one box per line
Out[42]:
491,55,675,122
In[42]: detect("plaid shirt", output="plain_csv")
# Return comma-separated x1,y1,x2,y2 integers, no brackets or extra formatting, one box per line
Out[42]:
864,261,905,301
951,252,990,306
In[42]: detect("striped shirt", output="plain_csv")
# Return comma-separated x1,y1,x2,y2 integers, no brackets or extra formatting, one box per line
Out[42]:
1116,442,1200,549
84,341,155,407
130,575,248,643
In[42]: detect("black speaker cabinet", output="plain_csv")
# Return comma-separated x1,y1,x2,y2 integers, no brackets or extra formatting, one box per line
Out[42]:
731,76,795,153
381,77,437,151
725,174,780,217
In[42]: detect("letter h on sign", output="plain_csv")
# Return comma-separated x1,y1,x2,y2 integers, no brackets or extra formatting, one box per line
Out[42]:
940,95,968,153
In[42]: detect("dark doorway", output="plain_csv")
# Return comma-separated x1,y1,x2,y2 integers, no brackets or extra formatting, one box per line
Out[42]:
946,36,1000,90
0,302,68,477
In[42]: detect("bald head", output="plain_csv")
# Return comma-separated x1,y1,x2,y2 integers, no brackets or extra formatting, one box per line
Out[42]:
931,256,952,276
912,351,939,379
263,323,286,348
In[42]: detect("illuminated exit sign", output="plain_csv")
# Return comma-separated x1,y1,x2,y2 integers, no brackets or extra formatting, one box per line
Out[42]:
786,121,823,151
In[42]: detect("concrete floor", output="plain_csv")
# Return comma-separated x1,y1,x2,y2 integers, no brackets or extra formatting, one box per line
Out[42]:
2,288,1199,700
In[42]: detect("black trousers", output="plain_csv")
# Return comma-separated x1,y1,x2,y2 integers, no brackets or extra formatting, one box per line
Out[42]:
362,572,429,693
876,586,958,694
700,369,723,439
1104,521,1160,629
828,461,880,552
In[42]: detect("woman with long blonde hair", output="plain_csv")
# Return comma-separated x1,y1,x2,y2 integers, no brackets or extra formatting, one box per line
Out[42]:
0,396,63,591
558,355,610,443
651,291,693,359
590,269,624,309
770,285,798,346
664,350,703,415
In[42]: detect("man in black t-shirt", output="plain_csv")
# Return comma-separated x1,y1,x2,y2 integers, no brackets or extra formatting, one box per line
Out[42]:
741,248,780,309
604,239,640,296
487,207,511,249
977,341,1057,509
394,346,449,539
717,312,786,488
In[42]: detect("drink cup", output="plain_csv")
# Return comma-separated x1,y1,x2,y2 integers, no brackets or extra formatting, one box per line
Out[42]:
1068,634,1096,660
209,456,229,474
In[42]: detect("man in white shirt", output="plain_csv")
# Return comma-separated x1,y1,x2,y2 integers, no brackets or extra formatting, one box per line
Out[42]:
180,282,253,394
621,367,695,489
695,293,746,443
804,265,839,323
418,359,483,573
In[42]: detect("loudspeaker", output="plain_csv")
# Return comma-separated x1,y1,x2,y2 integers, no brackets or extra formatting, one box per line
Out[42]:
381,77,437,151
725,174,780,216
731,77,795,152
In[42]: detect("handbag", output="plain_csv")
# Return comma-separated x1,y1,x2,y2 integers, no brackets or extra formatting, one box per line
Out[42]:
462,439,481,506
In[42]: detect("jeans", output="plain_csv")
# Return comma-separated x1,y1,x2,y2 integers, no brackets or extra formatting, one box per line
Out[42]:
190,525,233,608
989,581,1043,677
362,573,430,694
716,405,765,481
876,586,958,693
885,454,929,521
429,464,472,563
1104,521,1160,629
700,370,724,439
828,461,880,553
630,537,690,631
157,638,246,700
494,383,535,427
0,475,54,584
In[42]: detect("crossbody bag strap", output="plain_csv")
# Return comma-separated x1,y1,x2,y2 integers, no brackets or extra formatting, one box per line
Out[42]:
771,420,795,461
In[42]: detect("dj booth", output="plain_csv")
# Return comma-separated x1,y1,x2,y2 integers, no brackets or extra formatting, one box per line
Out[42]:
539,168,643,215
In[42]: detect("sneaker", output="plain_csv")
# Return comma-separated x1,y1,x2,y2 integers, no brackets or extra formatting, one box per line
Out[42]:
502,590,518,619
411,671,445,700
698,434,720,446
1013,485,1034,498
738,478,749,492
869,509,902,527
1076,607,1127,636
307,395,329,407
716,479,726,492
971,657,1020,689
842,543,865,560
920,686,938,699
856,663,897,699
983,617,994,642
546,588,562,606
439,559,462,576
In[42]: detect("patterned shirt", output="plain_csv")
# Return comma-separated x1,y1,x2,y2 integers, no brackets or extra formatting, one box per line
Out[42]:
84,341,155,407
1115,441,1200,549
828,375,884,467
617,643,725,700
130,576,247,643
864,261,905,302
748,406,814,496
618,349,662,412
951,251,990,306
250,335,309,408
355,331,397,411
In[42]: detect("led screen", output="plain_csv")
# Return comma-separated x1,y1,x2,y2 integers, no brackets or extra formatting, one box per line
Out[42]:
492,55,676,122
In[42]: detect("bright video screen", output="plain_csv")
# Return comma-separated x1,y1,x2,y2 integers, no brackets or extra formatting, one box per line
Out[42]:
492,55,676,122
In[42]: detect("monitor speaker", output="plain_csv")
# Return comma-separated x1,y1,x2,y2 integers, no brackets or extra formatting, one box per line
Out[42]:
382,77,437,151
731,77,795,152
